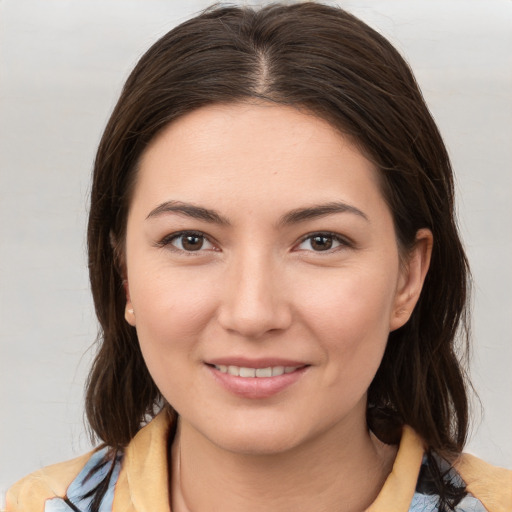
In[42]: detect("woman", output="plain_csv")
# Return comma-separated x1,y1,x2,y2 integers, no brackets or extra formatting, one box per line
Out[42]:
6,2,511,511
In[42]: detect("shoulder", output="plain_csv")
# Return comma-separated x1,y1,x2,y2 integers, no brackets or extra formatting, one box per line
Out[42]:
454,453,512,512
6,447,122,512
6,451,95,511
379,426,511,512
5,411,173,512
411,451,512,512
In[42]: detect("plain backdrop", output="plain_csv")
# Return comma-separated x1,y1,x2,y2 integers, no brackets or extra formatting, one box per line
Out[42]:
1,0,511,500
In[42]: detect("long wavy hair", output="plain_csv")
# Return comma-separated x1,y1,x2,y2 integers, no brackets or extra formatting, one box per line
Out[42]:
86,2,471,508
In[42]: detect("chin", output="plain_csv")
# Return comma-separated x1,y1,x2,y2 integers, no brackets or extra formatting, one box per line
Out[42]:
189,413,312,456
215,428,305,456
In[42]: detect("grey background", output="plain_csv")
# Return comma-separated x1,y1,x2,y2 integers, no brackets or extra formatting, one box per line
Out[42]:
1,0,511,501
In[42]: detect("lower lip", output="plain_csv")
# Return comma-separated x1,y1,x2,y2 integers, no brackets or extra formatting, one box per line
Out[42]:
207,365,308,399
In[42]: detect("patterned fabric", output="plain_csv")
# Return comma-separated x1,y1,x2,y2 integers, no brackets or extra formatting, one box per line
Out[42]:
409,493,487,512
409,455,487,511
42,449,487,512
43,448,121,512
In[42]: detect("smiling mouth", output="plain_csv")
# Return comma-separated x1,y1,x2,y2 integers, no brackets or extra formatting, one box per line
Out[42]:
212,364,303,377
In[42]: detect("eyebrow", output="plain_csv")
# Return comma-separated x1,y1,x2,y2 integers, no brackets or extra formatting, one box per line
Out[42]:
146,200,368,226
146,200,231,225
278,201,369,226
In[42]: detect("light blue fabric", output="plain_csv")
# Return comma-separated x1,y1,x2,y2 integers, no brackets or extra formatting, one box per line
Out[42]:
409,491,487,511
44,447,122,512
409,492,439,512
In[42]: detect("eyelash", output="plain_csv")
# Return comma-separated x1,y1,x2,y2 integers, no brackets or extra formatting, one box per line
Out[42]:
157,230,352,254
295,232,353,253
157,231,217,254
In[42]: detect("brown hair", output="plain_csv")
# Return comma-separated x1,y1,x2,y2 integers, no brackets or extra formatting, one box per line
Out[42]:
86,0,470,466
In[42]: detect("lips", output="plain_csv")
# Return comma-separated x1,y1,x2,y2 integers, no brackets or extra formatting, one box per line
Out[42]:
213,364,301,377
205,358,309,398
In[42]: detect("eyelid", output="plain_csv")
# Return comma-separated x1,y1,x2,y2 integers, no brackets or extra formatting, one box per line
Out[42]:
156,230,219,253
294,231,354,252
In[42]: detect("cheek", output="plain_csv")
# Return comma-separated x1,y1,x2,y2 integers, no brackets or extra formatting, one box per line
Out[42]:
130,261,219,328
294,268,397,384
128,267,219,382
131,273,221,415
299,266,397,335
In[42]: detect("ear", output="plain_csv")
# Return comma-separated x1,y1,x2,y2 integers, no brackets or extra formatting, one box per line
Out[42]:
110,230,136,327
389,228,433,331
124,279,136,327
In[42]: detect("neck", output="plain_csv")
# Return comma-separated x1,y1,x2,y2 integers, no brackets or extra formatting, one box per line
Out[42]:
170,407,397,512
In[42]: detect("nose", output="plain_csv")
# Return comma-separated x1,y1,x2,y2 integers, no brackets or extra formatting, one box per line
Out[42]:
217,249,292,339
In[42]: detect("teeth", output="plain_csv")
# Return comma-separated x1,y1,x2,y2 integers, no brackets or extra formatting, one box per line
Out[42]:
228,365,239,376
272,366,284,376
240,367,256,377
214,364,300,377
256,367,272,377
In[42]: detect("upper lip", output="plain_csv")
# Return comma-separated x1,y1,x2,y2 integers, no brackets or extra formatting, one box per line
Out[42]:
206,357,308,368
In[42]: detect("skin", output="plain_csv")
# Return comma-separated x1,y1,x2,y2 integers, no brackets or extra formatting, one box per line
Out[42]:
123,102,432,511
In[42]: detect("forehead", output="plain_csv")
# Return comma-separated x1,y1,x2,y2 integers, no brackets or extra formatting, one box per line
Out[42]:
133,102,386,218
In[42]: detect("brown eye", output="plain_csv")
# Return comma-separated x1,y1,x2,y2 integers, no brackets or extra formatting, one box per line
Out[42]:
165,232,215,252
310,235,333,251
297,233,348,252
181,234,204,251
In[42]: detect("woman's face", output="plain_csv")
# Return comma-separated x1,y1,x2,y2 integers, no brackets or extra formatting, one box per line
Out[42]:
124,102,430,454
